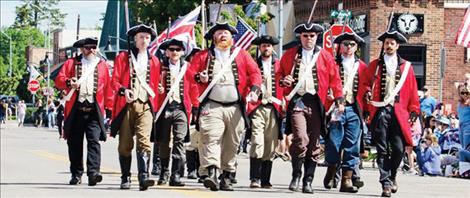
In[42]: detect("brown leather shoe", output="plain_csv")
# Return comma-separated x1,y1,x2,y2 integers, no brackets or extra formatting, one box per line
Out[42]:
391,179,398,193
381,187,392,197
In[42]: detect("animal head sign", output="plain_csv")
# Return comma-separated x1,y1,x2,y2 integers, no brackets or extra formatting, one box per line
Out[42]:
392,13,424,35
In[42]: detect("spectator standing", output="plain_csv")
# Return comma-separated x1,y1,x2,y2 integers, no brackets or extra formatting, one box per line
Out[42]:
17,100,26,127
47,99,57,129
55,100,64,139
420,86,436,118
35,99,44,127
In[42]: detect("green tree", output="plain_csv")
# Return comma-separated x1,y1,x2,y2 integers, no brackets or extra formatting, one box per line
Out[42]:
0,27,46,102
13,0,67,29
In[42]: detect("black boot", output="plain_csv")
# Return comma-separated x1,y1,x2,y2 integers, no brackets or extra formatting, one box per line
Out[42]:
169,157,185,187
323,165,336,189
249,158,262,188
69,175,82,185
229,172,237,184
289,157,303,191
88,173,103,186
339,169,358,193
260,160,273,188
119,156,132,189
302,159,316,194
151,144,160,176
186,150,198,179
219,171,234,191
157,158,170,185
203,165,219,191
137,152,155,191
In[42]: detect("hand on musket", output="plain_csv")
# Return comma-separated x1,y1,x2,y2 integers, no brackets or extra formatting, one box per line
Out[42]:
282,75,294,87
124,89,135,103
364,91,372,104
199,70,209,83
158,83,164,94
70,77,79,90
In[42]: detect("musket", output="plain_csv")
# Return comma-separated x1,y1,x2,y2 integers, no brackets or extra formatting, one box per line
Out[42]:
307,0,319,24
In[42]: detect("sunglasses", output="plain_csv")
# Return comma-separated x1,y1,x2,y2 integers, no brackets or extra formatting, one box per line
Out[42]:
302,34,316,38
461,92,470,96
342,42,357,47
84,46,97,50
167,47,182,52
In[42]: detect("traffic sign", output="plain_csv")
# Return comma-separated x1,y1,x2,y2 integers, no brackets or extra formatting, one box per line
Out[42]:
28,79,40,94
323,24,354,56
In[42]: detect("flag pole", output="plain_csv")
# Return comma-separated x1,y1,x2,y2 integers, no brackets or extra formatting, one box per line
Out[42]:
167,17,172,40
201,0,206,49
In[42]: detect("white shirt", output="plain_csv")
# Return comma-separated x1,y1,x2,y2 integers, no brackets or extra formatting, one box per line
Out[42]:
261,57,273,99
135,52,149,71
214,48,230,63
168,60,181,103
297,48,316,96
133,52,149,102
302,48,315,65
78,56,99,103
384,54,398,76
208,48,239,102
341,55,355,75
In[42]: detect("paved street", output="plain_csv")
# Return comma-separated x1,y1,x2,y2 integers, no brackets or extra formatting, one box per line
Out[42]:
1,121,469,198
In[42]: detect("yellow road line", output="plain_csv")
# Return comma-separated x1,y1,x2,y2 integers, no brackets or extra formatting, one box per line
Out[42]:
29,150,231,198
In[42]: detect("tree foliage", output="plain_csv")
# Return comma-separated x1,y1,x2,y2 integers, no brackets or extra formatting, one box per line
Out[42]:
0,27,46,102
13,0,67,29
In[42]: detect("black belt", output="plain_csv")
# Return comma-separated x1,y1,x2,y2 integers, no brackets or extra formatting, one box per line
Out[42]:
209,99,238,107
167,101,183,110
77,102,94,112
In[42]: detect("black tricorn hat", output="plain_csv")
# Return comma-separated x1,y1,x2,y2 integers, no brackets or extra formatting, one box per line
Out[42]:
333,32,365,45
377,31,407,44
293,22,324,33
73,37,98,48
252,35,280,46
127,24,157,41
204,21,238,40
159,38,186,51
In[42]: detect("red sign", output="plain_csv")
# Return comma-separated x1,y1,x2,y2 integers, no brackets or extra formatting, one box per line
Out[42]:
323,24,354,56
28,79,40,94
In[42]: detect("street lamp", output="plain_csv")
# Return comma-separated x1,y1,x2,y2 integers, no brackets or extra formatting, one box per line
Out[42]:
1,31,12,77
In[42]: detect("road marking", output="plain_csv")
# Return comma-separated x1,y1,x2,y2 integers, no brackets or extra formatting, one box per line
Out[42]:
29,150,230,198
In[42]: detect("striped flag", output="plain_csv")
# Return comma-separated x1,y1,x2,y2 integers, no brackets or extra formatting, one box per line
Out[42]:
455,6,470,48
234,17,257,50
148,6,200,55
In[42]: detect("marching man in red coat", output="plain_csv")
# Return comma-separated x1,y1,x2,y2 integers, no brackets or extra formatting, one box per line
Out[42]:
247,35,284,189
278,22,344,194
190,22,262,191
55,37,113,186
363,31,420,197
110,24,161,191
323,32,368,193
153,38,199,187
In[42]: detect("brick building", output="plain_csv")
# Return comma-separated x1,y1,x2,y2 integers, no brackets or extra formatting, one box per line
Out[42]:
293,0,470,112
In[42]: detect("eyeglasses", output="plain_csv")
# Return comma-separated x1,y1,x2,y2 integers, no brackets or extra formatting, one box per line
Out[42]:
302,34,316,38
342,42,357,47
84,46,97,50
461,92,470,96
167,47,182,52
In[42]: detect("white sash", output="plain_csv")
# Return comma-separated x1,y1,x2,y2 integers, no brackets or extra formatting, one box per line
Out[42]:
154,63,188,122
64,61,98,101
286,50,321,100
370,61,411,107
131,54,156,98
198,47,241,102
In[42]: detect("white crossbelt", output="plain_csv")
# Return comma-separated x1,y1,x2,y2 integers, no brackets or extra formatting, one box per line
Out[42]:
326,61,360,115
154,63,188,122
286,49,321,101
131,53,156,98
198,47,241,102
64,62,98,101
370,61,411,107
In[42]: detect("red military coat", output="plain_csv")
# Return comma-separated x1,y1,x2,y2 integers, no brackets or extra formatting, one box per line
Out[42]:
155,61,199,124
190,47,262,104
325,58,369,112
189,47,262,129
55,55,113,140
364,57,420,146
246,58,284,115
278,46,343,107
110,51,161,137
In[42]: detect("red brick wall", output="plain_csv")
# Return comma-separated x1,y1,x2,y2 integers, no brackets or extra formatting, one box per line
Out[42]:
444,8,470,110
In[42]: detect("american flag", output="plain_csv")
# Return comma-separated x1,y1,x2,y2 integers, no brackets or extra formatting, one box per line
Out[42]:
148,6,200,55
233,17,257,50
455,5,470,48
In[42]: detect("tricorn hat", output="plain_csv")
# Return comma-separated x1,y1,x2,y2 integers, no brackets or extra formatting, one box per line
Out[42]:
72,37,98,48
377,31,407,44
204,22,238,40
293,22,324,34
333,32,364,45
252,35,280,46
127,24,157,41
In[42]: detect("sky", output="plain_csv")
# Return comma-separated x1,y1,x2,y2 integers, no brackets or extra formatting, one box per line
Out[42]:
0,0,108,30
